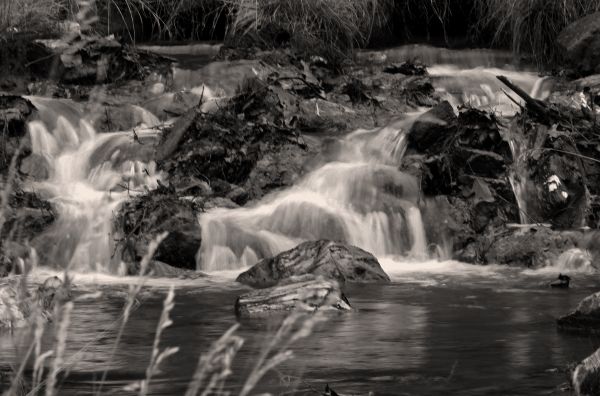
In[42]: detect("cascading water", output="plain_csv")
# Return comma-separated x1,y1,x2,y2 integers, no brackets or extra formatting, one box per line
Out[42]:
21,46,562,275
25,97,162,273
199,114,428,271
196,47,556,272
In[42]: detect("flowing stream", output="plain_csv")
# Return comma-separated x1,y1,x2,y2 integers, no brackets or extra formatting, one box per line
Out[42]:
1,45,597,395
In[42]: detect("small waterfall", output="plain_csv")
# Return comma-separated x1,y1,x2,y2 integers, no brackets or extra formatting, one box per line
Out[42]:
199,114,428,271
25,97,162,273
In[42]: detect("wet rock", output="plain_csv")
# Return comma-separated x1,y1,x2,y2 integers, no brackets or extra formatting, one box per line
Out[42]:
20,153,50,181
115,193,202,271
384,61,428,76
408,101,456,151
235,275,352,316
558,291,600,335
236,240,390,288
0,95,36,137
0,276,69,329
550,273,571,289
558,12,600,75
572,346,600,395
482,226,578,267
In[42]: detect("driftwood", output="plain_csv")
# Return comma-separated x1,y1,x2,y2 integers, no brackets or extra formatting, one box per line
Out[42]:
496,75,553,120
235,275,352,317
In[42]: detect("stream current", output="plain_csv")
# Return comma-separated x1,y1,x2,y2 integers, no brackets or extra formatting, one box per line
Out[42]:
1,45,597,396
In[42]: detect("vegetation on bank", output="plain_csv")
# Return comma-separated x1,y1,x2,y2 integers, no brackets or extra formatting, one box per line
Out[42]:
2,0,600,67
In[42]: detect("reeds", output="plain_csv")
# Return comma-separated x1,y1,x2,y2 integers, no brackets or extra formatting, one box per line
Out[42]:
473,0,600,66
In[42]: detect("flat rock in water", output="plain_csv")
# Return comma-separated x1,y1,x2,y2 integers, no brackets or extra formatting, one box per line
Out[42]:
236,240,390,288
235,275,351,317
558,291,600,335
572,346,600,396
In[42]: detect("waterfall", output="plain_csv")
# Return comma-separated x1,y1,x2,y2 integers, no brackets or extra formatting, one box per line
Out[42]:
198,113,428,271
25,97,162,273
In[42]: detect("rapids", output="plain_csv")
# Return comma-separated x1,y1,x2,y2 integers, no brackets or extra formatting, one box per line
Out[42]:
20,45,562,274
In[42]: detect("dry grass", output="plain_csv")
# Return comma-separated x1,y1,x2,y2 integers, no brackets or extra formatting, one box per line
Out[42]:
0,0,70,34
473,0,600,66
223,0,390,63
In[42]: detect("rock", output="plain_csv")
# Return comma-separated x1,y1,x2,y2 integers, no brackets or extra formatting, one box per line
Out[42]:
550,273,571,289
0,276,69,329
20,153,50,181
572,347,600,395
236,240,390,288
558,291,600,335
384,61,428,76
115,193,202,270
482,226,578,267
558,12,600,75
235,275,352,316
408,101,456,151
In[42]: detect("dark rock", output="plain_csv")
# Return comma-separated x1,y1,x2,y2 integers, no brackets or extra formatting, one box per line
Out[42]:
408,101,456,151
483,226,578,267
558,291,600,335
558,12,600,75
550,273,571,289
384,61,428,76
571,346,600,396
115,193,202,271
236,240,390,288
235,275,352,316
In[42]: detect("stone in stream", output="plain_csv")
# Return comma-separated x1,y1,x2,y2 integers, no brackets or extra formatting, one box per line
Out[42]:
115,193,203,271
236,240,390,289
407,100,456,152
482,226,579,268
557,291,600,335
558,12,600,75
0,276,70,329
235,275,352,317
571,346,600,396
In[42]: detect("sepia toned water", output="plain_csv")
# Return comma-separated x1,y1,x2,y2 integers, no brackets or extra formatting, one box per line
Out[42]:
1,266,599,395
1,45,595,395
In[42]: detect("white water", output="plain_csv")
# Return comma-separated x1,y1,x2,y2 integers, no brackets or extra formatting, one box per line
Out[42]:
21,46,587,276
25,97,162,273
199,113,429,271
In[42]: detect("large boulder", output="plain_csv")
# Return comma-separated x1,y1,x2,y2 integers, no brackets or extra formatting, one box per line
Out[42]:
236,240,390,288
557,291,600,335
558,12,600,75
481,226,579,267
235,275,351,316
572,347,600,396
